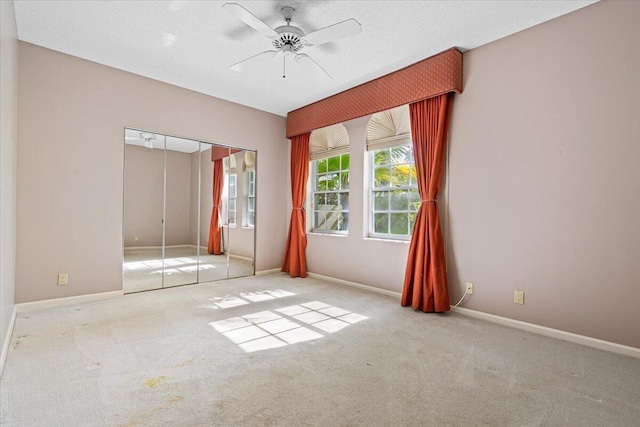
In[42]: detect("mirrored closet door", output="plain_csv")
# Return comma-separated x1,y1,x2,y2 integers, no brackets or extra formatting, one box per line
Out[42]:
123,128,256,294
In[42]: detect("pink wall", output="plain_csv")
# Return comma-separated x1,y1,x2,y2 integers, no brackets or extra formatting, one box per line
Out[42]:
304,0,640,348
445,0,640,348
16,42,287,303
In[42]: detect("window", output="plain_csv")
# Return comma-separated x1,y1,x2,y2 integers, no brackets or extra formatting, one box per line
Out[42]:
246,170,255,227
370,144,419,238
312,153,349,232
228,173,237,225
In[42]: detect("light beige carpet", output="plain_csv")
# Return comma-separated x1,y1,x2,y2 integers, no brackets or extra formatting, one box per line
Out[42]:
1,274,639,426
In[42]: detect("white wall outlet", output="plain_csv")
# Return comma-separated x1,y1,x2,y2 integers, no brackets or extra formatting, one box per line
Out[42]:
514,290,524,305
465,282,474,294
57,273,68,286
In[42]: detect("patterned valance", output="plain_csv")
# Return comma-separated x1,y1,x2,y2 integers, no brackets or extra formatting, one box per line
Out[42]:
286,48,462,139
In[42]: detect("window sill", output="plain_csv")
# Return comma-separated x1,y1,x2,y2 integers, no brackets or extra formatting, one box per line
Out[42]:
242,225,255,230
309,231,348,238
363,237,410,244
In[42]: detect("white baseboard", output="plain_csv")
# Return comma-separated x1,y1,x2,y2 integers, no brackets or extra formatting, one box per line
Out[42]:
15,290,124,313
307,272,403,299
255,268,282,276
0,305,17,378
229,254,254,263
452,306,640,359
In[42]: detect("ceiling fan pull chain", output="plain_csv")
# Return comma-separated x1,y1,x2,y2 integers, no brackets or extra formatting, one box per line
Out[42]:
283,54,286,79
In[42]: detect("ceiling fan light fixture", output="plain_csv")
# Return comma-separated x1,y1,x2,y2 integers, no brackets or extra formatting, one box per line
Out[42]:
222,2,362,81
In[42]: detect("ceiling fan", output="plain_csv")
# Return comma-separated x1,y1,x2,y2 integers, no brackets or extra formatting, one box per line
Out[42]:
125,132,157,149
222,3,362,80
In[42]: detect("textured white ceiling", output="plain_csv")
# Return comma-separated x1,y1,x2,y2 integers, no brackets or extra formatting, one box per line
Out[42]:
14,0,597,117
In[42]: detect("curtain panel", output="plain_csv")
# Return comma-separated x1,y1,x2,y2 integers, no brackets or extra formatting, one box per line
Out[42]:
208,158,224,255
401,94,452,312
281,133,311,278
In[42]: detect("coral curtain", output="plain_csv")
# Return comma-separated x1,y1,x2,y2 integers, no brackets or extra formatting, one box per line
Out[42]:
207,158,224,255
281,133,311,277
401,94,452,312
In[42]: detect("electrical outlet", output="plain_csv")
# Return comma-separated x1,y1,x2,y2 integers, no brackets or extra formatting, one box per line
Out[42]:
465,282,474,294
514,290,524,305
57,273,68,286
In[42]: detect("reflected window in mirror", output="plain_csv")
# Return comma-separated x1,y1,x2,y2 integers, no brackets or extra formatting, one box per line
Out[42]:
246,170,255,227
228,173,237,226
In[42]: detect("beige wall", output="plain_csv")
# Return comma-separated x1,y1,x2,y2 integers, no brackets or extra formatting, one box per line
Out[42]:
16,42,287,303
1,0,19,364
305,0,640,348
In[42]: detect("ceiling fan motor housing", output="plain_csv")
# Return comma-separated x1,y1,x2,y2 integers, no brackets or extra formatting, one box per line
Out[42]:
272,25,305,52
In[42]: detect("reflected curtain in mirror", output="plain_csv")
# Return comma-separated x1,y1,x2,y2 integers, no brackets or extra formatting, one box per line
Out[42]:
401,94,452,312
281,132,310,278
208,155,224,255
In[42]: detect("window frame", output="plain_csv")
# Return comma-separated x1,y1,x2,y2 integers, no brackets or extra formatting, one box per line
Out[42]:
310,153,350,234
369,143,419,240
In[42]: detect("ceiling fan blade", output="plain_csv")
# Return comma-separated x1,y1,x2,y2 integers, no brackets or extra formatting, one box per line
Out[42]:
222,3,278,38
230,50,279,72
304,18,362,46
295,53,332,80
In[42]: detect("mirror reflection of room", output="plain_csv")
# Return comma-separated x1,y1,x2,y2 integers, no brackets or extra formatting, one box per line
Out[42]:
123,129,255,294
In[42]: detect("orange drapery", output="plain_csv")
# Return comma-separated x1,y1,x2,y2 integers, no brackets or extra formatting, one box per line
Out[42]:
401,94,452,312
281,133,311,277
207,158,223,255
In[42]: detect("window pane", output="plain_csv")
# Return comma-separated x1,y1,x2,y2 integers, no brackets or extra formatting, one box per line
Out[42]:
390,190,408,211
229,199,236,211
314,211,326,230
327,156,340,172
409,190,420,211
339,213,349,231
340,172,349,190
409,213,417,234
391,145,411,164
374,149,390,166
374,167,390,187
248,197,255,211
248,182,255,196
409,164,417,185
326,193,339,207
314,193,326,210
341,154,350,170
327,211,340,230
373,191,389,211
391,165,410,186
339,192,349,211
374,213,389,234
316,174,328,191
249,211,255,226
317,159,328,174
327,173,339,191
229,212,236,224
390,213,408,235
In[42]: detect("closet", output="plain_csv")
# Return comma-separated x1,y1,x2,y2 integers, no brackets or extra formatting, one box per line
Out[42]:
122,128,256,293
